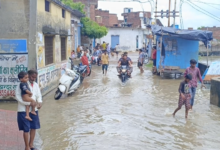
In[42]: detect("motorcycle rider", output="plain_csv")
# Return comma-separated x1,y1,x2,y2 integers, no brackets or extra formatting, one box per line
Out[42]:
81,50,90,76
124,52,132,64
80,49,91,64
117,54,132,77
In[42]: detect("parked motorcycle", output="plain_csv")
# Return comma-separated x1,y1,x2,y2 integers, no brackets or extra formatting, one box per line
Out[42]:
119,65,129,85
73,65,88,83
54,68,80,100
91,56,98,65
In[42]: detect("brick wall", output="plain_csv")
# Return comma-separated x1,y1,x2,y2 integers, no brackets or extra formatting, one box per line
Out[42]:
109,14,118,26
90,5,96,21
122,12,151,28
73,0,97,20
201,27,220,40
95,9,110,26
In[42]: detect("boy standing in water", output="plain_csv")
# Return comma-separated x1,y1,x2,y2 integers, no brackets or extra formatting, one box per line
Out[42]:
173,74,192,119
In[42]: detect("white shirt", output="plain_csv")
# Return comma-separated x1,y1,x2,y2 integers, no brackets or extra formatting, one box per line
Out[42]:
15,81,42,112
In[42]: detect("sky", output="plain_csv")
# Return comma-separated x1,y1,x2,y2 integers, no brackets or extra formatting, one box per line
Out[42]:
98,0,220,29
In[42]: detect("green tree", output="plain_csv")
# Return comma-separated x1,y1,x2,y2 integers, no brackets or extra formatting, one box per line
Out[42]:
60,0,85,14
60,0,108,39
197,26,205,30
81,17,108,39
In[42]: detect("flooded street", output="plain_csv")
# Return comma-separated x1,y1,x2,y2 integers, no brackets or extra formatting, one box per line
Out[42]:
1,53,220,150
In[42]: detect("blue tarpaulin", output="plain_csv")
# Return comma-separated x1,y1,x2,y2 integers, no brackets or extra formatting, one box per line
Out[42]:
151,25,213,46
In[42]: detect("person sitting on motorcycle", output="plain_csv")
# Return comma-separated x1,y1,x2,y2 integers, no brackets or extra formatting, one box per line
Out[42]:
81,51,90,76
80,50,91,64
124,52,132,64
118,54,124,63
117,54,132,77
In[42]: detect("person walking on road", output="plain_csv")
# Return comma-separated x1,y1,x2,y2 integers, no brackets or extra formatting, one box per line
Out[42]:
184,59,204,110
102,41,106,52
138,49,144,73
77,45,81,58
173,74,192,119
16,70,42,150
107,43,111,57
89,43,93,54
152,46,157,74
101,50,109,75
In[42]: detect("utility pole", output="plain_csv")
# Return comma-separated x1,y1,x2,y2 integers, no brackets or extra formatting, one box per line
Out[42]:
155,0,158,25
168,0,171,27
173,0,177,28
154,0,179,27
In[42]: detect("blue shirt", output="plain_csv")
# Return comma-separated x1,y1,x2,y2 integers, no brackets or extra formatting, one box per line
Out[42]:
138,52,144,63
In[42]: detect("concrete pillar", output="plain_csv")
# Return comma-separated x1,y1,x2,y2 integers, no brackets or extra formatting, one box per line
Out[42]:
28,0,37,70
210,77,220,107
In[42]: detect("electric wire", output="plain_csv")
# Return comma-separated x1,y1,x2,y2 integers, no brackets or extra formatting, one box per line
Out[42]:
183,0,220,22
187,0,220,20
189,0,220,5
191,0,220,10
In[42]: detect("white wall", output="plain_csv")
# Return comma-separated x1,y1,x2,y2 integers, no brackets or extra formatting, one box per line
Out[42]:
100,28,145,52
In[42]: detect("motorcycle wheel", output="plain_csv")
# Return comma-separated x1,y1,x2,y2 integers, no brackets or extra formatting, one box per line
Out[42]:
54,89,62,100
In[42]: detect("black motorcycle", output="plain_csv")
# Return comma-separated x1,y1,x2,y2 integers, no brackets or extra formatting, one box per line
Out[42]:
69,58,89,84
119,65,129,85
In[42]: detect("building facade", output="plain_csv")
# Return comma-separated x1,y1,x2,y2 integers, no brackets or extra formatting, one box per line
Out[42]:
0,0,84,99
101,28,146,51
99,8,152,51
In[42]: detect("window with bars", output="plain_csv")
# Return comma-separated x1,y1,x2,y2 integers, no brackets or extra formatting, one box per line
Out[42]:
44,36,54,65
62,9,65,18
61,37,66,61
45,0,50,12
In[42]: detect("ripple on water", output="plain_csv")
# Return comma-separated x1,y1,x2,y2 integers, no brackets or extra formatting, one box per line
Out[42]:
39,53,220,150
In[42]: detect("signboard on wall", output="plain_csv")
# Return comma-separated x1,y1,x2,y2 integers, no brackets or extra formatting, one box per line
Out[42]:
0,40,27,53
0,54,28,98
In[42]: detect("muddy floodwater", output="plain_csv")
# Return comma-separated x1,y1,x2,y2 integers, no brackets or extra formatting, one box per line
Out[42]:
1,53,220,150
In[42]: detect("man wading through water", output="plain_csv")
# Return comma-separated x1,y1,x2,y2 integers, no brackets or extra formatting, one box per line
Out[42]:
184,59,205,110
16,70,42,150
101,50,109,75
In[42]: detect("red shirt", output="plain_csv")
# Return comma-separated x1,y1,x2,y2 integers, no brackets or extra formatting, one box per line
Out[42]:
152,50,157,59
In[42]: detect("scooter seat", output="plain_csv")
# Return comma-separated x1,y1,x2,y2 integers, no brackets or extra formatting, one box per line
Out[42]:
70,75,79,87
79,65,87,72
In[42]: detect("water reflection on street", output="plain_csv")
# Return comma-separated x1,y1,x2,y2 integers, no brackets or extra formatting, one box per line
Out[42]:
1,53,220,150
38,53,220,150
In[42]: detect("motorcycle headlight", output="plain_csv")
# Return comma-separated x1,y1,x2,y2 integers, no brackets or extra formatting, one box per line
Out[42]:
122,69,126,73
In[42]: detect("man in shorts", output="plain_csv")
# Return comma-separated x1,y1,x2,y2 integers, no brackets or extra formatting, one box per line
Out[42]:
101,50,109,75
16,70,42,150
138,49,144,73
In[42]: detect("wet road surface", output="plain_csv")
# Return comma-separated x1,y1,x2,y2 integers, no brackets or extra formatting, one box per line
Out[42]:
1,53,220,150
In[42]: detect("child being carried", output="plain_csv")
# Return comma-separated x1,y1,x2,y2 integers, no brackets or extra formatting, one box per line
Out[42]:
18,71,37,121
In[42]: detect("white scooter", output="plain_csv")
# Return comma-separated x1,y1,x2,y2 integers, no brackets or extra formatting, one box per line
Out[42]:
54,68,80,100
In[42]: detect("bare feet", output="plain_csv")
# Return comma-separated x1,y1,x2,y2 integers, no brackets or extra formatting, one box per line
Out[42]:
25,116,32,121
30,111,37,115
25,147,30,150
